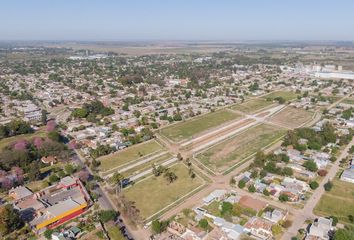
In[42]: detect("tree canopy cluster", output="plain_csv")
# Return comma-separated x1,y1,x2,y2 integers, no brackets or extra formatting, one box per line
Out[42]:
71,100,114,122
283,123,337,151
0,120,33,140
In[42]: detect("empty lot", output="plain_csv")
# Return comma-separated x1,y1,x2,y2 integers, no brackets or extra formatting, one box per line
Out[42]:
268,106,313,128
314,179,354,226
262,90,299,101
123,163,204,220
159,109,241,142
231,98,274,114
98,140,164,172
196,124,285,173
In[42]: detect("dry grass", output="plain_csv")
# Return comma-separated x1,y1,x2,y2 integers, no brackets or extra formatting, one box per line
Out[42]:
268,107,313,128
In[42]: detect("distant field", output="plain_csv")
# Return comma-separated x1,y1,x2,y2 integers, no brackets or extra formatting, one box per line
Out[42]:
160,110,241,142
262,91,299,101
314,179,354,226
342,98,354,105
123,163,204,220
0,129,47,152
196,124,285,173
231,98,274,114
98,140,164,172
268,107,313,128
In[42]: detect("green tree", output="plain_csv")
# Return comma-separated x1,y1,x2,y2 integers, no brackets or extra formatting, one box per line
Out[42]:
0,204,24,236
248,184,256,193
238,180,246,189
98,210,117,223
198,218,209,230
309,181,319,190
279,194,289,202
324,180,333,191
303,160,318,172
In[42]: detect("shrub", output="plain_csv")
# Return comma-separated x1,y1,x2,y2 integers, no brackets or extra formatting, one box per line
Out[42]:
238,180,246,189
248,184,256,193
279,194,289,202
324,181,333,191
303,160,318,172
198,218,209,230
282,220,293,228
98,210,117,223
317,169,328,177
309,181,319,190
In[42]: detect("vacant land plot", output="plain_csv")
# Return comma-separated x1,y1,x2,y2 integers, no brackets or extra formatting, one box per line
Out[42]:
121,153,173,177
0,129,47,151
196,124,285,173
268,107,313,128
160,110,241,142
231,99,274,114
262,91,299,102
342,97,354,105
123,163,204,220
314,179,354,226
98,140,164,172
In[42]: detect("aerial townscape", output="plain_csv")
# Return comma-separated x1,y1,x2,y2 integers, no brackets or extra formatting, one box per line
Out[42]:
1,1,354,240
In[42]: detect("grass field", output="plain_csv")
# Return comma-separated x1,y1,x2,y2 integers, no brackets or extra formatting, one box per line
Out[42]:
314,179,354,226
160,110,241,142
107,226,125,240
268,107,313,128
0,129,47,151
231,99,274,114
98,140,164,172
262,91,299,101
342,98,354,105
196,124,285,173
123,163,204,219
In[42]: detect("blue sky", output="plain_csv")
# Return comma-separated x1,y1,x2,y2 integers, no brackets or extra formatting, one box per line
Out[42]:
1,0,354,41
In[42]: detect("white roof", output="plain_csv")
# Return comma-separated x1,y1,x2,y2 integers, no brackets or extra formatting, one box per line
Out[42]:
47,199,80,217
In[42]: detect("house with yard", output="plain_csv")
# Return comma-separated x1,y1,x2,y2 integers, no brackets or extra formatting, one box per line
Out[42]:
213,217,244,240
263,209,287,223
202,189,227,205
305,217,333,240
341,168,354,184
244,217,273,240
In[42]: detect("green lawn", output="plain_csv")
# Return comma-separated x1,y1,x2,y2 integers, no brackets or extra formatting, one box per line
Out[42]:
98,140,164,172
0,129,47,151
262,91,299,101
107,226,125,240
197,124,285,173
160,110,241,142
314,179,354,226
123,163,204,219
231,99,274,114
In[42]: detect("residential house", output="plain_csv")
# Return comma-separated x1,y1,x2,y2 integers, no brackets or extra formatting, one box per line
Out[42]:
305,217,332,240
244,217,273,240
202,189,227,205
